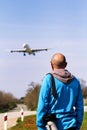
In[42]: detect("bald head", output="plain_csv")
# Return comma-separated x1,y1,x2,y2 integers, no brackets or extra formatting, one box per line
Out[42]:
51,53,67,69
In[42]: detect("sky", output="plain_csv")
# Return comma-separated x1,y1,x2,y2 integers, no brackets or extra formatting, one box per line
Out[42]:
0,0,87,98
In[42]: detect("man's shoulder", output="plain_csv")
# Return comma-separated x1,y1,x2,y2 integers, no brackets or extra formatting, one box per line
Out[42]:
72,76,80,85
73,76,79,81
44,73,53,79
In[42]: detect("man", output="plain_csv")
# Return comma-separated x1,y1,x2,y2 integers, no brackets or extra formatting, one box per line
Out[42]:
36,53,84,130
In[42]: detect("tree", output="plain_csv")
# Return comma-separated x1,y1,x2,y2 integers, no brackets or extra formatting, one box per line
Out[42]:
24,82,40,110
79,79,87,98
0,90,17,112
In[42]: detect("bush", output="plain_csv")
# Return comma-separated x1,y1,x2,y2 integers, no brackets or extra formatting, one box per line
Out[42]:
24,82,40,110
0,91,17,112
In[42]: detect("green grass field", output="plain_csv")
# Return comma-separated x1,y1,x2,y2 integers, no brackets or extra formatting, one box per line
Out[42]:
84,99,87,106
81,112,87,130
8,112,87,130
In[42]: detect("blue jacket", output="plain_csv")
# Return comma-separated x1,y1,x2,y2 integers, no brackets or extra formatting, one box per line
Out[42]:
36,71,84,130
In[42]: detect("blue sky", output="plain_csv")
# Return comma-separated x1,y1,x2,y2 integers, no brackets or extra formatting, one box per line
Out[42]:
0,0,87,98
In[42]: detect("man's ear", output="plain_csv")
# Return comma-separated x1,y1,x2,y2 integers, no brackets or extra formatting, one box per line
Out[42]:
51,62,54,70
64,62,67,68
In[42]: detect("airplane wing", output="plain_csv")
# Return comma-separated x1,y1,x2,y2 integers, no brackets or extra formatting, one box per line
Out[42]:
10,50,26,53
31,48,48,52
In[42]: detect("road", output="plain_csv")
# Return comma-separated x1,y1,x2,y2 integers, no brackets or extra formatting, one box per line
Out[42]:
0,110,36,130
0,104,36,130
84,106,87,112
0,106,87,130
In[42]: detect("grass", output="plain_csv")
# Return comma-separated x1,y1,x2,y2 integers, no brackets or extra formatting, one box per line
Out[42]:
8,115,37,130
8,113,87,130
84,99,87,106
81,112,87,130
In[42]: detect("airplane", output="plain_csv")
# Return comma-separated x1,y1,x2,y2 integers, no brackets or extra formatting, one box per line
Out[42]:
10,43,49,56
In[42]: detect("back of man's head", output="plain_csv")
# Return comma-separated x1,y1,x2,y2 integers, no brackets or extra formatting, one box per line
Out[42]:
51,53,67,69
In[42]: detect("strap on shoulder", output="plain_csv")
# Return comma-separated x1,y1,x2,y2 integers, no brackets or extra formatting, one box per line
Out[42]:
47,73,57,100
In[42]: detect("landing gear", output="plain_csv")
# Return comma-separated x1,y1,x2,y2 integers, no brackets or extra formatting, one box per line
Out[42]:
23,53,26,56
33,53,35,56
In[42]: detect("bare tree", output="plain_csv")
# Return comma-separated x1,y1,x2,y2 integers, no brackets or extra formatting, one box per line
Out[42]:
79,79,87,98
24,82,40,110
0,90,17,112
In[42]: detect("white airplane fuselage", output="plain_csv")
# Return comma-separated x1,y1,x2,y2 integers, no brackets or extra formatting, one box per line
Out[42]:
23,44,35,55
